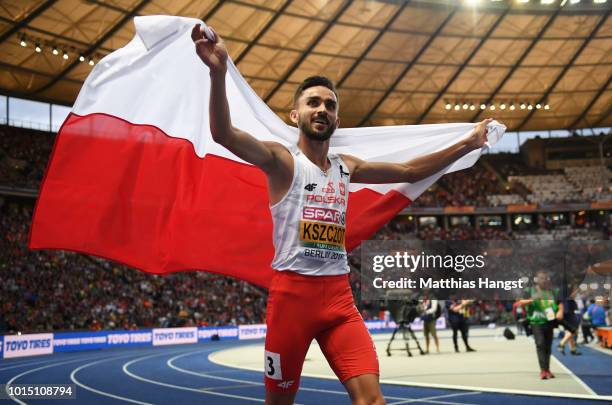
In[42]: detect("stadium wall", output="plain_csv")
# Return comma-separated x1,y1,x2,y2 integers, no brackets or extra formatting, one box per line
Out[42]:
0,319,446,360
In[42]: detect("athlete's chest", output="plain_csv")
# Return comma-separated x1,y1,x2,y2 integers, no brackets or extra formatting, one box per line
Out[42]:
295,157,350,213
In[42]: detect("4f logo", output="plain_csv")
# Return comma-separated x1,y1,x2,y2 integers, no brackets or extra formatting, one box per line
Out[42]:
304,183,317,191
322,181,335,194
277,380,294,389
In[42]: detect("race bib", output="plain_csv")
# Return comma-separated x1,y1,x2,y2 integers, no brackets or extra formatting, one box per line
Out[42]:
545,307,555,321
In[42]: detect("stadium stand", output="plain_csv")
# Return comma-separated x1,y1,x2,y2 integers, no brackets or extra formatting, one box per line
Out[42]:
0,125,54,189
509,174,583,204
565,165,612,201
1,125,610,334
0,203,266,334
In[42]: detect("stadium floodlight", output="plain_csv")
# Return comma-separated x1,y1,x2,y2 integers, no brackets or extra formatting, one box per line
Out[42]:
541,0,555,4
63,51,69,60
520,103,526,109
500,103,506,110
517,0,530,3
454,104,461,111
536,103,542,109
462,103,469,110
445,102,452,110
544,104,550,110
570,0,580,3
527,104,533,110
52,46,59,55
509,103,516,111
490,104,496,110
79,54,85,62
480,103,486,110
35,43,42,53
469,104,476,111
594,0,607,3
88,58,95,66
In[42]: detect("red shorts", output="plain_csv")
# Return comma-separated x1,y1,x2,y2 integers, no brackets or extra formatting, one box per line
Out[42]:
264,271,379,393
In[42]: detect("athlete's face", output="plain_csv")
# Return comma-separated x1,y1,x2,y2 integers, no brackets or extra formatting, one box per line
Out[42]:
290,86,339,142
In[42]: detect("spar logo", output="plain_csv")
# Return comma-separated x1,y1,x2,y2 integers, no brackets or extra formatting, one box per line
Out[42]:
302,206,345,225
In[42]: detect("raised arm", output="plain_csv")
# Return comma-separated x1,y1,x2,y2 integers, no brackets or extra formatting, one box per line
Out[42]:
342,119,493,184
191,24,286,174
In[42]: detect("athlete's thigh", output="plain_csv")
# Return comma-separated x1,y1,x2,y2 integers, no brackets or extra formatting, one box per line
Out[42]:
264,281,314,393
316,309,379,383
264,324,311,393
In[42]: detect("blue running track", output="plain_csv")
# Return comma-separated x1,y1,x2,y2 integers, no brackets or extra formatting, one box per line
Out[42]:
0,340,610,404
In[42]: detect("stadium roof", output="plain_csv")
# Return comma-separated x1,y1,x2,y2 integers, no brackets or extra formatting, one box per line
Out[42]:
0,0,610,131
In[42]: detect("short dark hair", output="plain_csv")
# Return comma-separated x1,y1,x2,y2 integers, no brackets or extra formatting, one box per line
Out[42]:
293,76,338,105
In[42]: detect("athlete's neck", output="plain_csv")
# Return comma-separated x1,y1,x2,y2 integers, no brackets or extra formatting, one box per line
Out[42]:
297,135,330,171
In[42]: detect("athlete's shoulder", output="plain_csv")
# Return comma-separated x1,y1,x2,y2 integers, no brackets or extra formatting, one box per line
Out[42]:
262,141,293,165
338,153,362,175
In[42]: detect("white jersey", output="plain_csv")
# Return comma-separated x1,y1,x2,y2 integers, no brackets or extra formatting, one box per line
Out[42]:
270,146,350,276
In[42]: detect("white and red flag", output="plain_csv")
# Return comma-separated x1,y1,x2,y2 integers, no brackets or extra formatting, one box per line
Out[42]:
30,16,505,288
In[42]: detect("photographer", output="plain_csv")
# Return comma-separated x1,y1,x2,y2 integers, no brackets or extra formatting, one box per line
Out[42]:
447,298,476,353
518,270,563,380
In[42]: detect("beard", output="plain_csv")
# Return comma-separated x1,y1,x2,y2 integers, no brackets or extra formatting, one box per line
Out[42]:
298,119,336,142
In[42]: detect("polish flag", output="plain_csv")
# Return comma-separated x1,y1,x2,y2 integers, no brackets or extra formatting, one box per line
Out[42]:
29,16,505,288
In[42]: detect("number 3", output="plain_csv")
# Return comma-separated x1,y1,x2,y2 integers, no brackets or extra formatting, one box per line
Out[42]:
266,356,275,376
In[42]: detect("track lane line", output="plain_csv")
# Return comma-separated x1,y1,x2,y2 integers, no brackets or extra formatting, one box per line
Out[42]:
4,353,112,405
122,351,276,403
170,348,422,402
70,352,164,405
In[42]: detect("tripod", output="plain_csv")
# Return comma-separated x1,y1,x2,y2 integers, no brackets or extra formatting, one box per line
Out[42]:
386,300,425,357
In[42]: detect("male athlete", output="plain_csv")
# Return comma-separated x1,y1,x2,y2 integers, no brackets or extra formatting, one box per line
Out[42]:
192,24,493,405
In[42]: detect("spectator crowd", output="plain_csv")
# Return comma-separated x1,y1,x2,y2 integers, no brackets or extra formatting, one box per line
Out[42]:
1,125,610,336
1,203,266,335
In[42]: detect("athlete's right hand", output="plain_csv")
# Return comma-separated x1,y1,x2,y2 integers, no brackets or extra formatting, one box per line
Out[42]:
191,24,228,74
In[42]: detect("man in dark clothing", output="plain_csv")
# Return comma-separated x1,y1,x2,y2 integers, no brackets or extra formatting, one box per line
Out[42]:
581,299,595,344
447,298,476,353
557,299,582,355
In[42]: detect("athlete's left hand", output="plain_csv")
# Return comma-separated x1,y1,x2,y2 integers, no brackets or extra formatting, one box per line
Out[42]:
468,118,493,151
